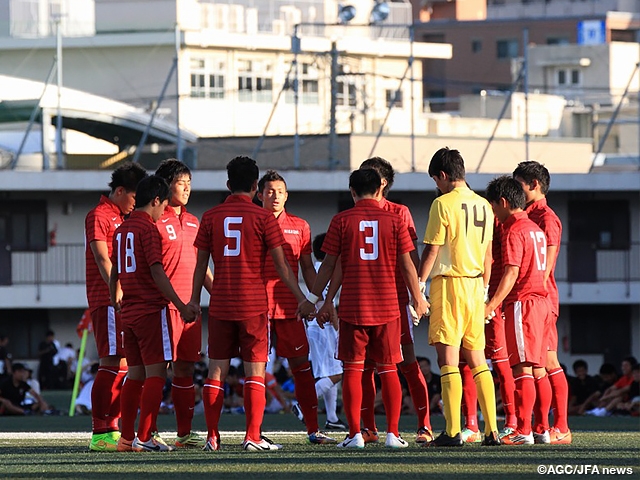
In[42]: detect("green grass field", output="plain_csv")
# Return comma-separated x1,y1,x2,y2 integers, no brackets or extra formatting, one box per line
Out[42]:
1,391,639,479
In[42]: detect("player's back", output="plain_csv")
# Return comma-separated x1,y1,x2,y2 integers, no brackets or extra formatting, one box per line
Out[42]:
195,194,284,321
425,186,493,278
323,199,413,326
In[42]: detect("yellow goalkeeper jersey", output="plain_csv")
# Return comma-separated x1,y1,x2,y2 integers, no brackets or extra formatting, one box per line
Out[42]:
423,186,493,278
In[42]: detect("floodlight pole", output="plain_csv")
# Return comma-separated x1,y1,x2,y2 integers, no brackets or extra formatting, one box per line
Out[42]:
292,24,301,169
55,16,63,169
523,28,530,162
175,23,182,162
409,24,415,172
329,41,339,170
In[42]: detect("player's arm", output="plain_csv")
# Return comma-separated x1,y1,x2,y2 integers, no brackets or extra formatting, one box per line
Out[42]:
29,389,50,412
544,245,559,285
151,263,197,322
0,396,25,415
483,241,492,298
190,249,210,306
410,244,420,271
299,253,317,291
108,263,122,311
324,257,342,304
90,240,112,285
485,264,519,318
299,253,338,319
203,267,214,295
270,245,306,303
399,251,429,318
419,243,440,282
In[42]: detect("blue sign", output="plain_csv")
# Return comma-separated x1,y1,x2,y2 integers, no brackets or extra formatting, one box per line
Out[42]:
577,20,606,45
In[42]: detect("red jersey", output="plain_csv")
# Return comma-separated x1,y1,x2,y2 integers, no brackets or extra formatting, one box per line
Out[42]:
85,195,125,308
488,218,504,296
157,205,200,310
264,211,311,319
501,211,548,305
322,198,414,326
380,197,417,305
525,198,561,314
112,211,168,321
194,194,285,321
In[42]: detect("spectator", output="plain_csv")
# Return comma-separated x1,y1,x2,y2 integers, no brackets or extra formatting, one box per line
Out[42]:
418,357,442,415
587,356,639,417
568,360,600,415
75,363,99,415
37,330,60,389
57,342,76,387
0,363,50,415
0,334,13,381
611,365,640,416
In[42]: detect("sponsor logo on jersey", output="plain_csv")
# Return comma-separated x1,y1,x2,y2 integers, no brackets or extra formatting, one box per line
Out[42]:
283,229,300,235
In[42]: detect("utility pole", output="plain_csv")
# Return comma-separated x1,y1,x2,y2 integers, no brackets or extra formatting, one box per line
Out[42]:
329,41,339,170
55,15,63,169
523,28,529,162
175,23,182,162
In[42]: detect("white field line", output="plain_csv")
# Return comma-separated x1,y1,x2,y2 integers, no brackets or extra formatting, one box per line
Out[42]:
0,430,309,440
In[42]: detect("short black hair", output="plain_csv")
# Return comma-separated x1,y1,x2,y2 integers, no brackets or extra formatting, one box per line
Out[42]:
622,356,638,367
108,162,147,193
349,168,381,197
360,157,394,197
312,233,326,261
486,175,526,210
135,175,170,208
155,158,191,185
513,161,551,195
599,363,617,376
428,147,465,181
572,359,588,372
258,170,287,193
227,156,259,193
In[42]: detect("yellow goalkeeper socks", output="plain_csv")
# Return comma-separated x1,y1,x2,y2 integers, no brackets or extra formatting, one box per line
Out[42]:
472,364,498,435
440,365,462,438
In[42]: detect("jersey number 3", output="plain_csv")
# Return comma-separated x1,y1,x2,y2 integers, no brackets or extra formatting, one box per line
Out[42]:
359,220,379,261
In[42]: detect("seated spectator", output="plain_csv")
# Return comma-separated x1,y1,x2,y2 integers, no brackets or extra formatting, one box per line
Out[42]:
418,356,442,415
0,334,13,382
587,356,638,417
612,365,640,416
0,363,50,415
568,359,600,415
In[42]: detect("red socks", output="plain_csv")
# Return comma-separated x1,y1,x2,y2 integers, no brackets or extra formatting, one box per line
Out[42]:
400,361,431,430
137,376,165,442
172,375,196,438
91,366,120,434
460,363,478,431
244,376,266,442
493,358,517,428
533,373,552,433
120,377,143,441
378,365,402,436
514,373,535,435
291,362,319,434
344,365,365,437
360,365,377,432
548,367,569,432
107,367,127,431
203,378,224,440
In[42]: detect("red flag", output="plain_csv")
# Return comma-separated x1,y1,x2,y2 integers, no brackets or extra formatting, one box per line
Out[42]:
76,309,93,338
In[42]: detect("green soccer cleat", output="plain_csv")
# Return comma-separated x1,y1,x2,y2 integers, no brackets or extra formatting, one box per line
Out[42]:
89,431,121,452
175,431,206,448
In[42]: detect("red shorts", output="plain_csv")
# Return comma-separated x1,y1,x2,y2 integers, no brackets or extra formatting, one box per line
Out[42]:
90,306,124,358
338,320,402,365
269,318,309,358
543,313,559,353
123,307,174,367
504,297,550,368
484,305,509,360
169,308,202,363
208,314,268,363
400,304,415,346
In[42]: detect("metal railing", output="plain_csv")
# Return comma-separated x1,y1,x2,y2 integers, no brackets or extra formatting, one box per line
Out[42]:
12,243,85,285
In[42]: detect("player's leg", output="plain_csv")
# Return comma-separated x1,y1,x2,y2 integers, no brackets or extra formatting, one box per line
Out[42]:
545,316,571,443
463,349,498,438
459,360,480,442
117,323,144,452
434,342,463,439
533,366,552,443
360,360,378,439
136,362,169,448
323,375,344,427
502,362,536,445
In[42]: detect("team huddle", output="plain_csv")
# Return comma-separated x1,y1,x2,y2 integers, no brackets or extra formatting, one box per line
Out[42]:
84,147,571,453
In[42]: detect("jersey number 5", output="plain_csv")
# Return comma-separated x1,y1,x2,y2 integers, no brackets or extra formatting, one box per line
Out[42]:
115,232,136,273
224,217,243,257
359,220,379,260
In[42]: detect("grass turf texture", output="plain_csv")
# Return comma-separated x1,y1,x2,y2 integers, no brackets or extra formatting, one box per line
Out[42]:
1,391,638,479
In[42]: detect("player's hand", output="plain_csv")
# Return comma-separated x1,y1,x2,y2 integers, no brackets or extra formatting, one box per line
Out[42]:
297,299,316,321
411,294,430,326
484,285,490,304
181,301,200,323
484,304,496,324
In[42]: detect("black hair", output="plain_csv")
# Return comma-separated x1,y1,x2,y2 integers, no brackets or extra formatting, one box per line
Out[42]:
416,356,431,365
360,157,394,197
572,359,588,372
155,158,191,185
428,147,465,181
258,170,287,193
622,356,638,367
513,161,551,195
108,162,147,193
134,175,170,208
599,363,617,376
313,233,326,261
227,156,259,193
349,168,381,197
486,175,526,210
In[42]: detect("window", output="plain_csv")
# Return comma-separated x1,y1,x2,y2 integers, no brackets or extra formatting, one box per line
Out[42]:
471,39,482,53
0,201,47,252
385,88,403,108
189,58,226,99
547,37,569,45
238,59,272,103
496,39,518,59
336,80,357,107
556,68,581,87
285,62,319,105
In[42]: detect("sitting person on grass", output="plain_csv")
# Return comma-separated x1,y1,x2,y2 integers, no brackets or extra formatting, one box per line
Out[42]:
0,363,51,415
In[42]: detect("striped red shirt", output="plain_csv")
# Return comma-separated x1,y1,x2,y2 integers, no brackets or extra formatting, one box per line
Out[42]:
264,211,311,319
488,218,504,296
85,195,125,308
525,198,561,315
194,194,285,321
157,206,200,310
322,198,414,326
112,211,168,321
380,198,417,305
501,211,548,305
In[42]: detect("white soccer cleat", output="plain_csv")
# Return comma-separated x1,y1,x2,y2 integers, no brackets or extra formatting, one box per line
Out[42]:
337,432,365,449
132,436,175,452
243,435,282,452
533,430,551,444
384,432,408,449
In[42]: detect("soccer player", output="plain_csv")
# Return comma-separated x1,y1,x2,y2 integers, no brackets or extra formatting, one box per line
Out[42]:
189,156,307,452
513,161,570,444
418,147,500,447
109,175,197,452
84,162,147,451
359,157,434,444
257,170,335,445
299,168,429,449
155,159,213,449
484,176,551,446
